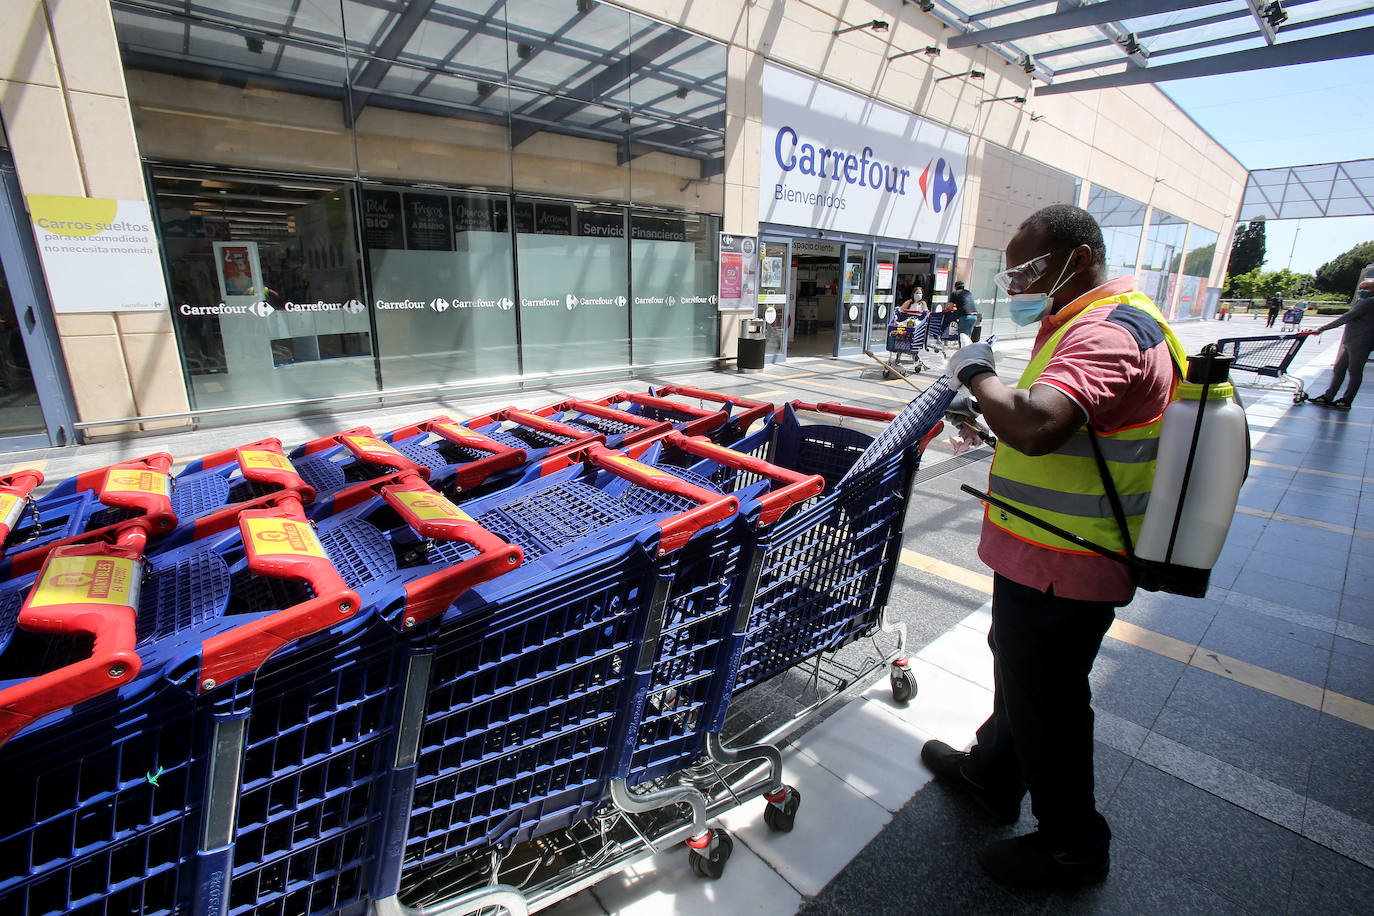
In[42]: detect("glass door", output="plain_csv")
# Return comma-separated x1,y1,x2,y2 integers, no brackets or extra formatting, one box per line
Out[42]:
838,244,868,354
870,250,898,351
0,151,74,449
758,237,791,362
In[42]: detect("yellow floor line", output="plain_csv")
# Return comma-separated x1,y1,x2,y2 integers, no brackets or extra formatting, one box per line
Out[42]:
898,550,1374,732
1235,504,1374,540
6,459,47,475
1250,458,1373,485
791,378,910,404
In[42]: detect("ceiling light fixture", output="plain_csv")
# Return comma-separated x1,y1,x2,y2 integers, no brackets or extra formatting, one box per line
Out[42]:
834,20,889,36
934,69,984,83
979,95,1027,105
889,46,941,61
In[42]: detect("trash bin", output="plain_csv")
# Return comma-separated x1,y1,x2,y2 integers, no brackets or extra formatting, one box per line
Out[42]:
737,318,766,373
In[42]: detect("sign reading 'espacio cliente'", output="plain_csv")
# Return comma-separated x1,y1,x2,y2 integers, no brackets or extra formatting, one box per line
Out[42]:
758,63,969,246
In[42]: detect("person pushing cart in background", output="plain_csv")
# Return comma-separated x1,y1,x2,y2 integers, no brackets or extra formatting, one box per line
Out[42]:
1307,278,1374,410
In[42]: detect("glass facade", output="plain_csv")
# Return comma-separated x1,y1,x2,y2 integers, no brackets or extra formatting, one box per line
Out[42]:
113,0,725,413
1140,209,1188,316
1085,185,1148,280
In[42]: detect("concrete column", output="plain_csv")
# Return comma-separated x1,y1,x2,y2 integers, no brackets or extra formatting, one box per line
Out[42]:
0,0,190,437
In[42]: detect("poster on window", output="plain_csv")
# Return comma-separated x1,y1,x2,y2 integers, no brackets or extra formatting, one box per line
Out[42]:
718,233,757,312
25,195,168,312
213,241,263,301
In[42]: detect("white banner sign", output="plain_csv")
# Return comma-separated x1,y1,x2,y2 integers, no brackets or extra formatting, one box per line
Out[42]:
27,196,168,313
758,63,969,247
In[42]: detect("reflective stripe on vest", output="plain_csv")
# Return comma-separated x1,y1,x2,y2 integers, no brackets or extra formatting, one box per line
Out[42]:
986,291,1186,555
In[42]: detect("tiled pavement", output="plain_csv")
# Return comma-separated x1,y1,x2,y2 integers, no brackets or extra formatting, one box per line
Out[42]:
6,314,1370,914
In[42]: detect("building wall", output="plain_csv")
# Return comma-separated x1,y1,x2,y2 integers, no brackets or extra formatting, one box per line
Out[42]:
0,0,190,435
0,0,1249,432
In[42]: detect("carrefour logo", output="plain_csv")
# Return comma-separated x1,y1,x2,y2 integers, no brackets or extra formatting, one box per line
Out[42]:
566,294,579,310
430,298,450,313
918,158,959,213
498,297,514,310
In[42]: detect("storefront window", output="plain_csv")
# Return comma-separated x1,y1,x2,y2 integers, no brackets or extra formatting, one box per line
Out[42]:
1173,226,1219,319
516,199,629,373
1086,186,1147,279
152,168,375,409
365,187,519,389
630,212,718,365
1140,209,1188,315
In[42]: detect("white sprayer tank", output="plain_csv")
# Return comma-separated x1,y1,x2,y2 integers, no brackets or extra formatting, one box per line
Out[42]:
1134,352,1250,593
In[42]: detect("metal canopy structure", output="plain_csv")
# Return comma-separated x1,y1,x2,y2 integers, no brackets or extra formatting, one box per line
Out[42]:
111,0,727,177
1240,157,1374,220
919,0,1374,95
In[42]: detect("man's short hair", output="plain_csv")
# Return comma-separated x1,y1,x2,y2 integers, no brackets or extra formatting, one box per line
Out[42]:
1019,204,1107,267
954,281,966,290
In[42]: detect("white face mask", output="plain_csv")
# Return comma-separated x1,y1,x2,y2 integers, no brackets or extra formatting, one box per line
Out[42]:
1004,254,1078,326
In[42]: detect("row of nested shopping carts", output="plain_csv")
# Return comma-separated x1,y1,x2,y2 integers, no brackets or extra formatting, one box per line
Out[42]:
0,378,956,916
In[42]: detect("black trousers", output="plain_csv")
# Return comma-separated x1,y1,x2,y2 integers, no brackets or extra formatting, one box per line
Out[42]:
1322,343,1371,404
970,574,1117,850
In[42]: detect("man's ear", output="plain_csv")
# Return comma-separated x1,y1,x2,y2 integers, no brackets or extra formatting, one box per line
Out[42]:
1068,243,1091,274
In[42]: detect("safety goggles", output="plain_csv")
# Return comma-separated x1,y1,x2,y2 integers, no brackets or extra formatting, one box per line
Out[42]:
993,252,1056,294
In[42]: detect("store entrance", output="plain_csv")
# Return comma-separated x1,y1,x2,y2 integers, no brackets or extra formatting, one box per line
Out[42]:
789,241,842,358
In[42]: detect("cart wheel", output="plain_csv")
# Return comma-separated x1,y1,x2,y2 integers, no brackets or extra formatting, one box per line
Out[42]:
1293,391,1307,404
890,663,917,704
763,786,801,832
688,829,733,880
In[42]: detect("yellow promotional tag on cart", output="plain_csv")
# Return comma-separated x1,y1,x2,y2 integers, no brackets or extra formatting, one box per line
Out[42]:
390,489,473,523
0,493,25,531
238,449,295,472
433,422,489,446
106,469,170,496
28,554,141,609
343,435,403,458
243,517,327,559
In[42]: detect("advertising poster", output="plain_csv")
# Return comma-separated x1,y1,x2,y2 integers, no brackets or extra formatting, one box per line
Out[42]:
25,195,168,313
718,233,757,311
213,241,263,300
403,192,453,251
760,256,783,289
361,190,404,249
452,194,494,233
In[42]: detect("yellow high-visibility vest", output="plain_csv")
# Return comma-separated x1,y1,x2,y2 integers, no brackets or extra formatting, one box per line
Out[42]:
986,291,1186,554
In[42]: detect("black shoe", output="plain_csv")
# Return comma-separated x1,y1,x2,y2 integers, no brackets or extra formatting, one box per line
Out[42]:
1309,394,1334,407
1332,398,1352,411
920,739,1021,824
979,831,1109,888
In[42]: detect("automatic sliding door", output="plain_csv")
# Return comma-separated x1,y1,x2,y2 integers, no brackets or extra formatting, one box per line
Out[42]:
759,238,790,362
838,244,868,354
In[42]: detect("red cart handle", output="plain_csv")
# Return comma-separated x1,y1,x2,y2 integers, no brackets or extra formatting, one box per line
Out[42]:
583,445,737,555
388,416,528,491
0,528,148,748
653,385,775,433
589,392,729,438
84,454,176,533
193,437,283,472
235,444,316,502
379,477,523,626
0,469,44,549
786,400,897,423
338,433,428,479
295,426,374,458
661,432,824,527
196,495,359,693
537,400,676,446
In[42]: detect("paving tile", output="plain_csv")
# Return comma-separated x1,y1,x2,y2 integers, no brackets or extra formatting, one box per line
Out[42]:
1325,647,1374,706
861,655,992,752
1148,705,1312,799
588,821,801,916
1338,593,1374,629
1341,572,1374,602
715,748,891,897
1219,590,1342,642
795,781,1041,916
1244,539,1351,578
1163,666,1321,759
914,620,994,690
1236,482,1285,514
1252,519,1351,555
1090,638,1187,729
1196,615,1332,685
1226,568,1343,616
1105,763,1300,915
793,697,932,813
1275,491,1359,527
544,890,607,915
1114,590,1220,646
1288,838,1374,914
1305,714,1374,824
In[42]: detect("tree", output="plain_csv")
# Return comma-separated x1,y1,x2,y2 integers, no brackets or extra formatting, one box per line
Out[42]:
1314,240,1374,295
1225,220,1266,292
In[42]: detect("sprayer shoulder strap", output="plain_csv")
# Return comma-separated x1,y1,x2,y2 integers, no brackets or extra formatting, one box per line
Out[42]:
1087,426,1137,559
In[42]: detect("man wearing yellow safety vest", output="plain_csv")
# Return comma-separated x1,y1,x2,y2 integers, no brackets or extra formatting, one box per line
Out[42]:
921,205,1186,889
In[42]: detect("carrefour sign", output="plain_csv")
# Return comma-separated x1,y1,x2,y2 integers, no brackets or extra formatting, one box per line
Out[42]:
759,63,968,246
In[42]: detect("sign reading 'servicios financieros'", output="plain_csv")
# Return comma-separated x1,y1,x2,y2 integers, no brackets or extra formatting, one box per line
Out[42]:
758,63,969,246
26,195,169,313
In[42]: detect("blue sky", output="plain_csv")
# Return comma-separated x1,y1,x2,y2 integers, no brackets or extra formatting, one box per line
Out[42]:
1162,56,1374,277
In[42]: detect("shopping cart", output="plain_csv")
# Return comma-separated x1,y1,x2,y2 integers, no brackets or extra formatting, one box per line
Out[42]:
1280,306,1305,331
288,427,431,505
1215,333,1312,403
0,454,176,563
925,310,962,354
168,437,316,523
884,315,930,377
649,384,775,444
461,407,606,462
0,470,44,554
531,391,729,448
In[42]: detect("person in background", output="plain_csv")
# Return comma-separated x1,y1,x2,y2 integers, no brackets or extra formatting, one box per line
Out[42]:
950,280,979,339
1308,278,1374,410
1266,293,1282,328
926,204,1184,889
